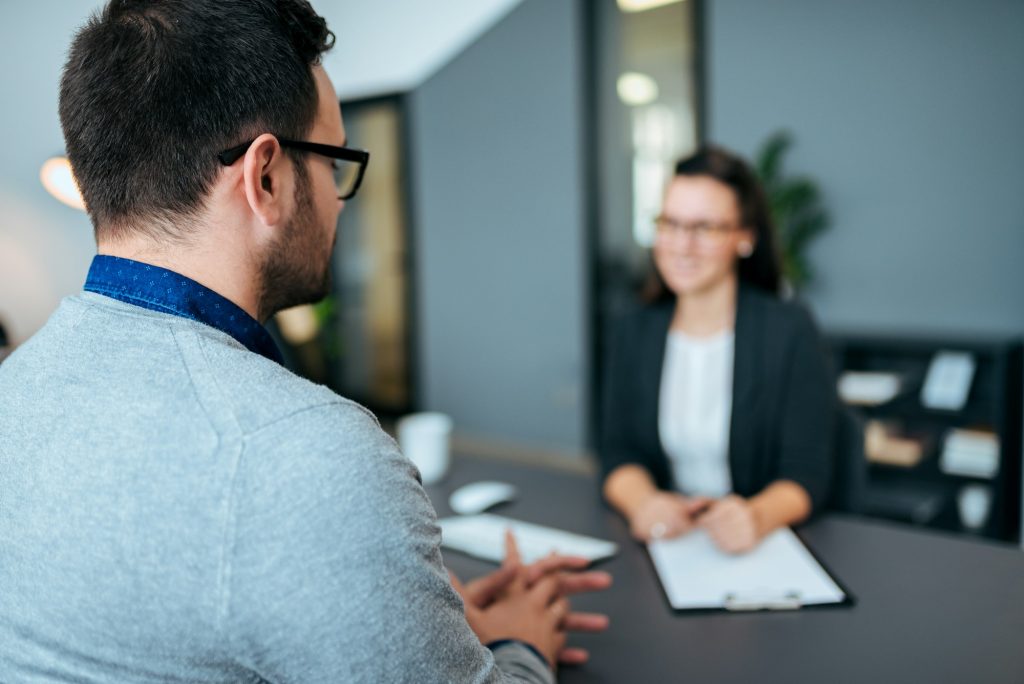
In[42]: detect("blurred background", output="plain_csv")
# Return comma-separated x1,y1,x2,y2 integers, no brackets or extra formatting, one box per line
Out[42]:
2,0,1022,545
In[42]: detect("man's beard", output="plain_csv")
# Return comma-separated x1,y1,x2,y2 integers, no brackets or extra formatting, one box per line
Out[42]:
256,167,334,321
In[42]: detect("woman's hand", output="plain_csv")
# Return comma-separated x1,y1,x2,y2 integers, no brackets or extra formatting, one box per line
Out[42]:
628,491,710,542
697,494,761,553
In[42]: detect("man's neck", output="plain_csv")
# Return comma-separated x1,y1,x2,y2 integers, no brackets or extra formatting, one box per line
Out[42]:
97,240,262,322
671,275,738,337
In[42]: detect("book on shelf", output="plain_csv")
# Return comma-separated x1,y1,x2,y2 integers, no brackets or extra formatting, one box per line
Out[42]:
939,429,999,479
864,420,933,468
838,371,903,406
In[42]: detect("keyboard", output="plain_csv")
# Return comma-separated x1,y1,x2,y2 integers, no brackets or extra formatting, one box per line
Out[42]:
439,514,618,564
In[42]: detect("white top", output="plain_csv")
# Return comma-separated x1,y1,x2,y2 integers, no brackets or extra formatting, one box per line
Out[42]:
658,329,735,498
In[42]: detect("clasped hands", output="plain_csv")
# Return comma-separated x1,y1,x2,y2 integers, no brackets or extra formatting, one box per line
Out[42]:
450,531,612,669
630,491,761,553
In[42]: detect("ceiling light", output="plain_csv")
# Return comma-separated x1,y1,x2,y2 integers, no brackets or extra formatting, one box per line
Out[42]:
617,0,684,13
617,72,659,107
40,156,86,211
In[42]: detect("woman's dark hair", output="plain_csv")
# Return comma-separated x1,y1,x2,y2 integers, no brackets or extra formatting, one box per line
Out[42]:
59,0,335,242
647,144,783,300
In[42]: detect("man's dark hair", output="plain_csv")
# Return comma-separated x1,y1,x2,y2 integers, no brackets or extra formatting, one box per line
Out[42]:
59,0,335,241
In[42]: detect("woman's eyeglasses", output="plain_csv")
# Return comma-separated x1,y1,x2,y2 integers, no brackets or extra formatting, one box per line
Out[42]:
653,215,739,249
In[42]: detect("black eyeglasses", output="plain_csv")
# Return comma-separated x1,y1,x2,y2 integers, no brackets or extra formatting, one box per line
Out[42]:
217,137,370,200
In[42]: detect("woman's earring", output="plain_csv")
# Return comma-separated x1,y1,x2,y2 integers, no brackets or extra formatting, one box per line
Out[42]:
738,242,754,258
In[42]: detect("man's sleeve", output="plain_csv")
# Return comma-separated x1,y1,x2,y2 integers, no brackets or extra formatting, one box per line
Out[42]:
221,402,553,684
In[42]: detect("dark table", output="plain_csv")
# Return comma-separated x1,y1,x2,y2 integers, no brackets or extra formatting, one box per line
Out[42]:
426,455,1024,684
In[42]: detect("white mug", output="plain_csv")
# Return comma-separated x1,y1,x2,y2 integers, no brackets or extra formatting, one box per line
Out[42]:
397,412,453,485
956,484,992,530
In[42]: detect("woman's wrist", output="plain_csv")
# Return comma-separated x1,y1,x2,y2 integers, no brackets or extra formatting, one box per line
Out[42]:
747,495,773,539
605,465,660,519
749,481,812,536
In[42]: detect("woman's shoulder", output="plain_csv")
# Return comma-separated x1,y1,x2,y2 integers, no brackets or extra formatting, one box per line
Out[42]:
740,285,822,338
611,299,673,331
606,299,673,350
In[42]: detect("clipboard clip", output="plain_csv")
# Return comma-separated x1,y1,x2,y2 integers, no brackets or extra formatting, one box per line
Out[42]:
723,591,803,611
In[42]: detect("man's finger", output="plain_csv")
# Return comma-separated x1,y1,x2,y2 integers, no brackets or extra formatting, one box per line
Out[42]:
524,554,590,584
462,563,518,607
558,647,590,666
558,570,613,596
503,528,522,568
503,529,530,592
529,574,562,607
548,596,571,623
562,612,610,632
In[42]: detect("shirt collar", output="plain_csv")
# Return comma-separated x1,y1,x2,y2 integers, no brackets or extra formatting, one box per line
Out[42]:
83,254,283,365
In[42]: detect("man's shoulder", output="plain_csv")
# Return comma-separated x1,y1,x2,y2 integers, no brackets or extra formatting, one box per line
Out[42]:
182,322,375,437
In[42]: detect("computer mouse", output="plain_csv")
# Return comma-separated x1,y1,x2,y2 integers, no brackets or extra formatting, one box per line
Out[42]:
449,481,518,515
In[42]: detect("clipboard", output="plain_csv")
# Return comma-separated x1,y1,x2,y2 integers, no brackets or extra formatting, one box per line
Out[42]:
647,527,855,613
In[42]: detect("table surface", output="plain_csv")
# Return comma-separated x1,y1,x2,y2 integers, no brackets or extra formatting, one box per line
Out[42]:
425,455,1024,684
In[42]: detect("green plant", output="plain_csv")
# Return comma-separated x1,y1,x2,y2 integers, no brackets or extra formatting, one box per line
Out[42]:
312,295,342,361
754,131,829,291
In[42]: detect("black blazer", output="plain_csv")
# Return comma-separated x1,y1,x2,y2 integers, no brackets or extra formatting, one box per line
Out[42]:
599,285,837,512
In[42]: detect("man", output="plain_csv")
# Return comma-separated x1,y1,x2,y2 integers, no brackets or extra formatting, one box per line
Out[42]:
0,1,608,681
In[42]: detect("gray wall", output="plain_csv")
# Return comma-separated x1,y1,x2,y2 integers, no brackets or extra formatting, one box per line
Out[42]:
409,0,588,454
0,1,101,346
706,0,1024,335
707,0,1024,546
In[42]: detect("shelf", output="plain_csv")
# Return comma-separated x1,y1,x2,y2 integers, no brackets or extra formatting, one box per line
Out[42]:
854,402,996,429
829,332,1022,544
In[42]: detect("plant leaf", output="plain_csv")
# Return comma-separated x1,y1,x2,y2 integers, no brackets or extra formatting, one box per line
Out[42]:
756,130,792,186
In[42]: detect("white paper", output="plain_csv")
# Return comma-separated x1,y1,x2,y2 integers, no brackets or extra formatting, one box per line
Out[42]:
648,527,846,610
439,514,618,564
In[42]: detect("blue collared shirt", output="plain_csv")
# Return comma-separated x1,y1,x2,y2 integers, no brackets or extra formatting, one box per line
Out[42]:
84,255,283,365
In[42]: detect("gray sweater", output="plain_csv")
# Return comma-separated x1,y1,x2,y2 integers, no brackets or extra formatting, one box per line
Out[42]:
0,293,553,684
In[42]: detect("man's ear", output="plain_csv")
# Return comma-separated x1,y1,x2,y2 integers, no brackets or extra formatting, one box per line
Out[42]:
241,133,293,228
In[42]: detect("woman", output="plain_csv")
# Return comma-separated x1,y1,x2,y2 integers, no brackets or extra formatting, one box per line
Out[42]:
599,145,836,554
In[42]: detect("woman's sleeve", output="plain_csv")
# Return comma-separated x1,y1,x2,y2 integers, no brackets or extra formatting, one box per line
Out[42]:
775,306,837,513
598,315,643,480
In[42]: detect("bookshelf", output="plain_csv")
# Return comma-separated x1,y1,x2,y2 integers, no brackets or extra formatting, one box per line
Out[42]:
828,333,1023,544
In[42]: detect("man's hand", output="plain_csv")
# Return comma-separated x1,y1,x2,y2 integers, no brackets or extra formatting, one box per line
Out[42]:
628,491,711,542
451,567,569,668
697,494,760,553
451,531,612,666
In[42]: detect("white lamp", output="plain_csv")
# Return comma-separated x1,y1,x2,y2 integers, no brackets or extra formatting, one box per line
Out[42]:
275,304,321,345
617,72,659,107
616,0,684,13
40,156,86,211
